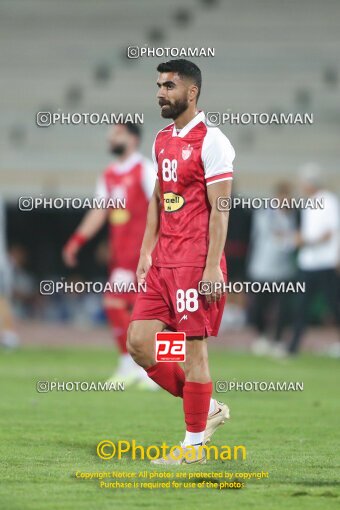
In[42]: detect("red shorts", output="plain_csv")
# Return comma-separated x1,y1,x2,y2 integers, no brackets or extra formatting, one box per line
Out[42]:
131,265,227,337
104,266,138,307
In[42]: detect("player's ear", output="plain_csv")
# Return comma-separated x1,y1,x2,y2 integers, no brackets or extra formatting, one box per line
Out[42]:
188,84,199,103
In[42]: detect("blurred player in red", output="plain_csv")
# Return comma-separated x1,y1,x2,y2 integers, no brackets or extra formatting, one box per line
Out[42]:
63,123,157,389
127,60,235,463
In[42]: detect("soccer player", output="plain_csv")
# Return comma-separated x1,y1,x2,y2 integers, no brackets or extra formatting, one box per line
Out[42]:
127,59,235,464
62,123,157,388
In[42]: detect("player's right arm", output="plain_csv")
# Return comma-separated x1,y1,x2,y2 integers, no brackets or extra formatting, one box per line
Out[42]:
136,180,161,284
62,208,108,267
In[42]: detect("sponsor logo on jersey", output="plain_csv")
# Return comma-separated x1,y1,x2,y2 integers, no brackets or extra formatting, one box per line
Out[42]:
109,209,131,225
182,144,193,160
163,192,185,212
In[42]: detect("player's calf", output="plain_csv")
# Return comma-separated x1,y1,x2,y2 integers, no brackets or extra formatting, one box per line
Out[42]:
182,339,212,446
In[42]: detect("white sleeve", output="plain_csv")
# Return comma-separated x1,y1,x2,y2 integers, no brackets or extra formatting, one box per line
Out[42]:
325,194,340,232
95,175,109,200
141,159,157,200
302,194,339,243
151,139,159,179
202,128,235,186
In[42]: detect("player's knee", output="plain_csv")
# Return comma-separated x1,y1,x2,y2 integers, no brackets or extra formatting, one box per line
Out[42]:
127,323,146,362
184,346,209,379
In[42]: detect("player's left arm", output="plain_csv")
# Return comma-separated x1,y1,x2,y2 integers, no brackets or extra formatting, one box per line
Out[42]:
201,128,235,303
203,180,232,303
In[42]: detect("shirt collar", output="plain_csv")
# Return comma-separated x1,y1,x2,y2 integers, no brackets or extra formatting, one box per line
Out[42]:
172,111,205,138
112,152,143,174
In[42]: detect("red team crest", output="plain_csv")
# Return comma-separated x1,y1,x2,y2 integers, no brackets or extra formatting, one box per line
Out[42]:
181,143,193,160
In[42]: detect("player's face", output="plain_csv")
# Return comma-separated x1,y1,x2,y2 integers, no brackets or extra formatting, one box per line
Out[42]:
300,182,314,197
157,72,190,119
275,186,291,207
108,125,131,155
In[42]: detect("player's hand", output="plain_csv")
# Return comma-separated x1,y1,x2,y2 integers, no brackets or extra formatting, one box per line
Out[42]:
62,240,79,267
62,233,87,267
136,253,152,284
201,265,225,304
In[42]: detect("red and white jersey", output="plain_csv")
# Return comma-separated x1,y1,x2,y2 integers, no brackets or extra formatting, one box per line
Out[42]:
151,111,235,270
96,152,155,271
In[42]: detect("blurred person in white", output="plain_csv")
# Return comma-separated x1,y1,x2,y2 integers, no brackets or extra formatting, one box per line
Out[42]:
287,163,340,356
8,245,36,319
0,198,20,348
63,123,157,388
247,182,298,356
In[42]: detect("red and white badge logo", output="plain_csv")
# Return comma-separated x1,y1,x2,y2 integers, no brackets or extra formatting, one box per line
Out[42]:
155,331,186,362
182,144,193,161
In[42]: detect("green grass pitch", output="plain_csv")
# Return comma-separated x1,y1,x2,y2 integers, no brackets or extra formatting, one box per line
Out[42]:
0,345,339,510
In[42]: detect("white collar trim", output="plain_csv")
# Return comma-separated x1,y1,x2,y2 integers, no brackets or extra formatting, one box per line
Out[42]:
112,152,143,174
172,111,205,138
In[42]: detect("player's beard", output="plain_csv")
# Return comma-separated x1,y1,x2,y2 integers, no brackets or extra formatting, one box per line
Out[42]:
110,143,127,156
159,97,189,120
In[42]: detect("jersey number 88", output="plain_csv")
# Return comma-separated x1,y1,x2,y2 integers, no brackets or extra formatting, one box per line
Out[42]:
162,159,177,182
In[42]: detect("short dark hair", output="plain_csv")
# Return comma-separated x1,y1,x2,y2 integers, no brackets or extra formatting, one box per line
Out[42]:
124,121,142,139
157,59,202,100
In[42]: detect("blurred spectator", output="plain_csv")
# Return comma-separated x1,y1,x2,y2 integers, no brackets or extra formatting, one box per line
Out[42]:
8,244,36,318
226,188,252,282
287,164,340,356
43,273,104,324
247,182,298,356
221,187,251,331
0,198,19,348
